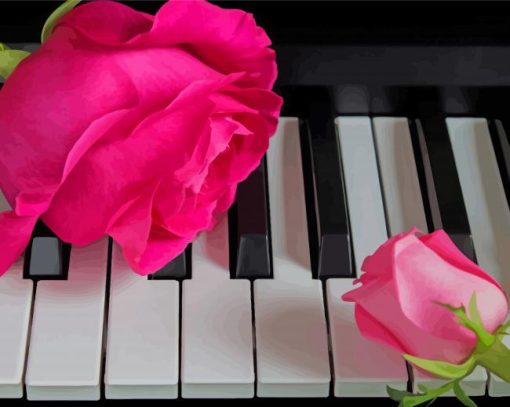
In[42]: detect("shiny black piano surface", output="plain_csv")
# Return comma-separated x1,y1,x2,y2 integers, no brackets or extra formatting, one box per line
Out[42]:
2,1,510,405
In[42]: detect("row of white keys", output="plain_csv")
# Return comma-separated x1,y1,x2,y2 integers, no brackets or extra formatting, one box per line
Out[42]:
5,116,508,401
0,191,33,398
328,117,408,397
446,118,510,397
181,214,254,398
7,118,330,401
373,117,487,396
104,244,179,399
25,238,109,400
254,118,330,397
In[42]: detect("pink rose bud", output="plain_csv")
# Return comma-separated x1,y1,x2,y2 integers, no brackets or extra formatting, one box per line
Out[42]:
0,0,282,276
342,228,509,364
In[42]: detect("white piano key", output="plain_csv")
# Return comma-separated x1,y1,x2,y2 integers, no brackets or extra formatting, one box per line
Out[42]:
335,117,389,272
0,190,33,399
25,239,108,401
104,244,179,399
254,117,330,397
327,279,408,396
372,117,428,235
328,117,407,396
446,118,510,397
181,215,254,398
0,259,32,399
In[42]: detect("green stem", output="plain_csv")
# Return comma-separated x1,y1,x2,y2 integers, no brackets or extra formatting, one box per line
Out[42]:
476,337,510,382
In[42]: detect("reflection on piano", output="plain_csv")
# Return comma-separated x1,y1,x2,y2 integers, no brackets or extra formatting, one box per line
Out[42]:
2,1,510,405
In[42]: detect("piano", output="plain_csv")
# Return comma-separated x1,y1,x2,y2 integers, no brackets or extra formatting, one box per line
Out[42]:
1,1,510,405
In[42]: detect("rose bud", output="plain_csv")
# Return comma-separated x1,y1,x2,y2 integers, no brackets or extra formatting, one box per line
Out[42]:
0,0,282,276
342,228,508,365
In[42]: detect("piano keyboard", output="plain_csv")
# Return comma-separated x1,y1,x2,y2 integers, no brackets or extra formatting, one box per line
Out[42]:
1,113,510,402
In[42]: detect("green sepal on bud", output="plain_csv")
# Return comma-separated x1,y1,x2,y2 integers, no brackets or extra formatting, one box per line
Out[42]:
0,0,82,81
434,292,495,352
0,43,30,81
402,354,476,380
41,0,81,43
387,292,510,406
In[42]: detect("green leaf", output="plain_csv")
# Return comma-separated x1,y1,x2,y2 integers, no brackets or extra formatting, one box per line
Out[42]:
401,395,438,407
393,380,458,407
41,0,81,43
408,381,457,407
468,292,483,328
453,381,477,407
0,49,30,80
403,354,476,380
387,385,414,402
0,43,9,51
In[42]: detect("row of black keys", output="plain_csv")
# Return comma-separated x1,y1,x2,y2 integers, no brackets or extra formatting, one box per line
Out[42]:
23,87,510,281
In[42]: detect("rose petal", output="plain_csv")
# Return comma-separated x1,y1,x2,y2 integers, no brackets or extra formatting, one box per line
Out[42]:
108,179,161,268
0,0,282,278
0,48,140,204
394,233,508,339
132,223,193,274
139,0,277,89
354,304,409,355
53,0,154,45
419,229,505,292
352,277,476,363
357,229,420,286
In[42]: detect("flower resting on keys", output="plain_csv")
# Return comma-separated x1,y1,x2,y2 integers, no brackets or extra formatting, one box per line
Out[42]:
342,228,510,407
0,0,282,277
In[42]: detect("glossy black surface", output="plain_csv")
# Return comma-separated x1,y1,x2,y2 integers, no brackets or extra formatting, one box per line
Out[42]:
490,119,510,206
408,94,475,261
23,221,70,280
148,245,191,280
229,158,272,279
284,86,352,279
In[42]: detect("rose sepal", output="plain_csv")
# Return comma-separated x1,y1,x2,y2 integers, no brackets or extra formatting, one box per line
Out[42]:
0,43,30,80
387,292,510,406
402,354,477,380
435,292,510,382
401,333,510,384
387,380,474,407
41,0,81,42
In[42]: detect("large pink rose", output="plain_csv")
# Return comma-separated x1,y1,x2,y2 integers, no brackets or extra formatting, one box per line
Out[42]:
0,0,282,275
342,228,509,364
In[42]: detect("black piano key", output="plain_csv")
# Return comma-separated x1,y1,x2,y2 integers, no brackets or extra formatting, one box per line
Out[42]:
23,220,70,280
489,119,510,206
410,108,475,261
149,245,191,280
229,158,272,279
297,87,352,279
411,119,444,232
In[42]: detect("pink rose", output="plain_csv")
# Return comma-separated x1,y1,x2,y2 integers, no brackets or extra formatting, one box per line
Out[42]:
0,0,282,275
342,228,509,364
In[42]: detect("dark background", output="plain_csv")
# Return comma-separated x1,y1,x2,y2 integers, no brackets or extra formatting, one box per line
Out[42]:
1,1,510,45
